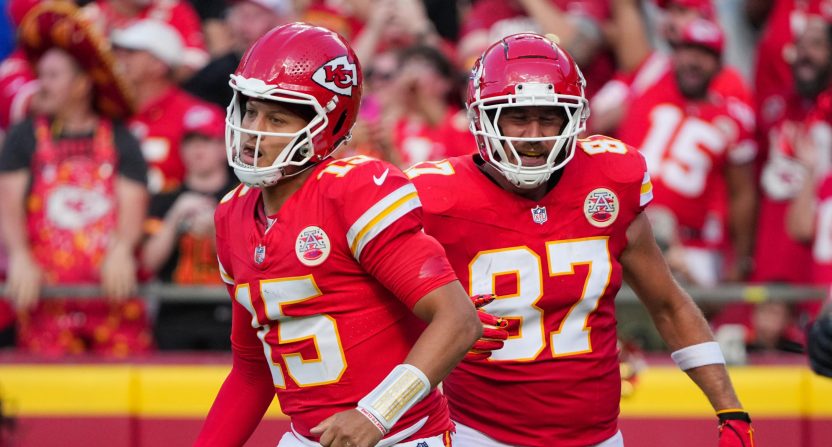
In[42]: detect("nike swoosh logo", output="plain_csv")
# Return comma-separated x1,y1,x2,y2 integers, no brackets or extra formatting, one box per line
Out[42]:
373,168,389,186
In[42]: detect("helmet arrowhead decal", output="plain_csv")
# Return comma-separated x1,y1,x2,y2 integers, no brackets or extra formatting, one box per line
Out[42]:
312,55,358,96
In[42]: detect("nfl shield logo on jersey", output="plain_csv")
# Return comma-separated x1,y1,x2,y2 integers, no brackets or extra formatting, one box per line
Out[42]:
416,443,428,447
584,188,619,228
296,226,331,267
531,205,548,225
254,244,266,264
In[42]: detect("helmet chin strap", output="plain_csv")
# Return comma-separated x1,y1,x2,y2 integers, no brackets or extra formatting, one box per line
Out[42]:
234,167,282,188
234,159,320,188
504,171,552,189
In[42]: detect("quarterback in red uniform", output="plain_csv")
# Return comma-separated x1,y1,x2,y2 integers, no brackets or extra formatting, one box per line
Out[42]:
410,33,754,447
194,24,482,447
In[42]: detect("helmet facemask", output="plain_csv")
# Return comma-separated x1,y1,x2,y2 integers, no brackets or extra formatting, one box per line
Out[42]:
471,82,589,189
226,74,337,188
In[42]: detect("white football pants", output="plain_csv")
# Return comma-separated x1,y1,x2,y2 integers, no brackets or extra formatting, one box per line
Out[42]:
277,425,452,447
454,421,623,447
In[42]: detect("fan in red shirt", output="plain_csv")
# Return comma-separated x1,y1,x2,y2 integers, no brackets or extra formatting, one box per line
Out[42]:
590,0,753,139
790,170,832,285
753,0,832,134
194,23,483,447
81,0,208,74
112,19,223,195
616,18,757,285
410,32,753,447
782,88,832,324
754,17,832,283
386,46,475,167
790,90,832,378
0,0,41,133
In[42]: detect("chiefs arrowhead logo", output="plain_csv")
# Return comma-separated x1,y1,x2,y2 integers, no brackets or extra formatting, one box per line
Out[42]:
312,56,357,96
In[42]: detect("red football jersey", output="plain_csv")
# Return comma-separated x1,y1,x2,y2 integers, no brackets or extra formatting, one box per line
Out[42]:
813,174,832,284
806,94,832,284
591,51,754,141
409,137,652,447
753,93,818,282
392,108,476,167
129,87,222,193
754,0,832,132
0,49,36,131
610,51,752,104
214,156,456,441
616,70,756,247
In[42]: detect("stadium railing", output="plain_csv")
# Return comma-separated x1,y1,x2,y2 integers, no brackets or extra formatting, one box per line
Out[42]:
0,282,826,303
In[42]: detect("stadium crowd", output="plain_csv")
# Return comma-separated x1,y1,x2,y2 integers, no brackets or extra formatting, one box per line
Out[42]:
0,0,826,360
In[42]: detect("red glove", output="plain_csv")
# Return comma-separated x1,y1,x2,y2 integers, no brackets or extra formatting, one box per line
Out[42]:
718,411,754,447
466,294,509,361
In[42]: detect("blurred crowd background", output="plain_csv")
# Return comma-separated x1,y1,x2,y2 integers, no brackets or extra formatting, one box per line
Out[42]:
0,0,827,361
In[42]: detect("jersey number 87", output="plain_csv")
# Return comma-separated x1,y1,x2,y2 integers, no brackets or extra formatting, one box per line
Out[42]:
470,237,612,361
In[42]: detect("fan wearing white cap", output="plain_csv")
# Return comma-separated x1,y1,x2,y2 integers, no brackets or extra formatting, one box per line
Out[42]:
111,19,185,68
113,19,226,195
80,0,209,76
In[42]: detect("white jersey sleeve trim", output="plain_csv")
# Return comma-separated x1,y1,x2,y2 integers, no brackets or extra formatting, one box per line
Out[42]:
218,256,234,285
347,183,421,262
640,171,654,207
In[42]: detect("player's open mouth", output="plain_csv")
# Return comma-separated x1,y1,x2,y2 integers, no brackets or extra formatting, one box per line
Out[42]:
518,150,544,157
241,146,257,166
517,149,547,166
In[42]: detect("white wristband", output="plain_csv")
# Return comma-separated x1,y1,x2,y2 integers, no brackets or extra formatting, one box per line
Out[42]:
671,341,726,370
357,364,431,433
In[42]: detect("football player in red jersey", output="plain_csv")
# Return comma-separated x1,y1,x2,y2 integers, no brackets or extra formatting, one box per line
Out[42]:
194,23,483,447
409,33,754,447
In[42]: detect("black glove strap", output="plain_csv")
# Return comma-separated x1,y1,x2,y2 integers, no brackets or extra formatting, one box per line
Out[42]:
718,411,752,423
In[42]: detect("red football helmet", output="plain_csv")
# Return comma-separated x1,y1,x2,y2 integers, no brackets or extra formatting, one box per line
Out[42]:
467,33,589,188
226,22,362,187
